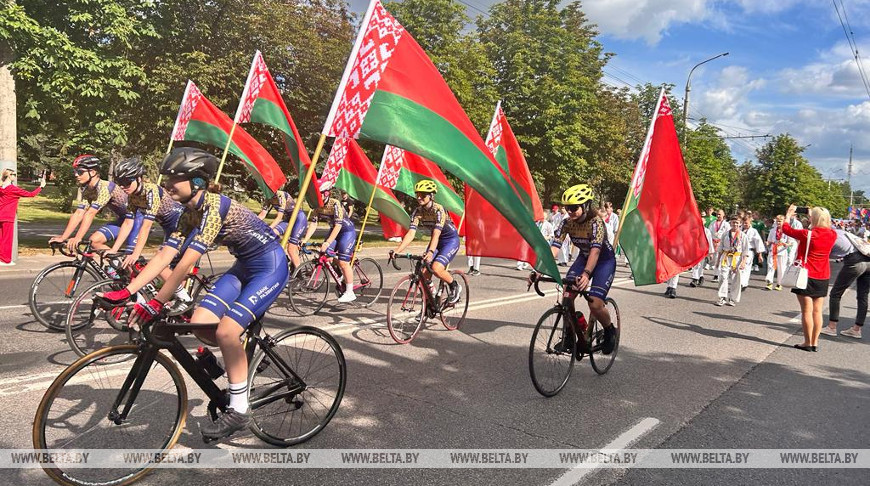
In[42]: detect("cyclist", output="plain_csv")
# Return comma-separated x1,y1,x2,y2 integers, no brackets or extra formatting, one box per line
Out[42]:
106,157,185,269
548,184,616,355
49,154,139,254
302,181,358,303
98,147,289,440
259,188,308,269
390,179,462,304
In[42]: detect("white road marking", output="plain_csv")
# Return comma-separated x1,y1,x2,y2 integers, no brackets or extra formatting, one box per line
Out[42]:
549,417,661,486
0,304,27,311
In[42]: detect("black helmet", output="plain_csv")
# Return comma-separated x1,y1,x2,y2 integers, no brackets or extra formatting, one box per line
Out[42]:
113,157,145,181
73,154,101,171
160,147,218,181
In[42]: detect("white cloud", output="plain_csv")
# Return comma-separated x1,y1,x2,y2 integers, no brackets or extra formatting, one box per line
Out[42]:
582,0,710,44
778,42,870,97
691,66,766,122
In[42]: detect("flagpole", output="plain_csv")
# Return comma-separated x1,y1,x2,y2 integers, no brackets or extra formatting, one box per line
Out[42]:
613,86,666,250
214,123,239,184
282,134,327,248
351,156,388,266
156,138,175,185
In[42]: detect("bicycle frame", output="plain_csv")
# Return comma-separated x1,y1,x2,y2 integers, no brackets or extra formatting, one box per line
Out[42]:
108,319,306,425
392,255,446,316
306,251,373,295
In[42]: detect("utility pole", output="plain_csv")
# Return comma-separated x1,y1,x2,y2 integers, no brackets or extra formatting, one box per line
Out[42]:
849,144,854,209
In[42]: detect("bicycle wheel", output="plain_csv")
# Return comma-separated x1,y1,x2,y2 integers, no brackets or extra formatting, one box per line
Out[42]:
66,280,137,360
33,345,188,486
386,275,427,344
248,326,346,446
529,307,576,397
287,260,330,316
352,257,383,308
439,271,469,331
30,261,102,331
589,297,621,375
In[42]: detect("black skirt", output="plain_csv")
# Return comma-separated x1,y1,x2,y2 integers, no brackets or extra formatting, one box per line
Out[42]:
791,277,830,298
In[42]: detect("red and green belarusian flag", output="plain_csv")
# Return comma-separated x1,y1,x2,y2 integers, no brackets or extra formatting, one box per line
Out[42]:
322,0,557,280
170,80,286,198
617,88,708,285
378,145,463,238
328,138,410,229
235,51,321,207
465,102,544,263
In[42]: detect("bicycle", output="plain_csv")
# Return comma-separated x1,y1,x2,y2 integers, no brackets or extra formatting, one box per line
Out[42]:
385,253,469,344
527,273,621,397
29,241,129,331
286,244,383,315
64,255,224,360
34,312,346,486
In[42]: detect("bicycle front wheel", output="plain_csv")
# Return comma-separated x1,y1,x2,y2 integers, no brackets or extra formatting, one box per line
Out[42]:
439,271,469,331
386,275,427,344
66,280,137,360
33,345,188,486
529,307,576,397
352,257,383,308
287,260,330,316
248,326,346,446
589,297,621,375
30,261,102,331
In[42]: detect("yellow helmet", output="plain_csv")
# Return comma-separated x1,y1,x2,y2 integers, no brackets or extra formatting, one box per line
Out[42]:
414,179,438,194
561,184,594,205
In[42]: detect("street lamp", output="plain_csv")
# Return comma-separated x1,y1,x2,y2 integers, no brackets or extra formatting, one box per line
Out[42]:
682,52,729,132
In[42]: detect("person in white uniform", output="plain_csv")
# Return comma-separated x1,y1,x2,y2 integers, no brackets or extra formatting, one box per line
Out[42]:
765,214,790,291
690,226,716,287
708,209,730,282
716,215,750,306
740,215,766,291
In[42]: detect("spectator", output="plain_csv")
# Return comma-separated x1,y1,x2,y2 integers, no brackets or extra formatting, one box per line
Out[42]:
821,228,870,340
766,215,790,291
782,205,837,352
517,212,554,270
0,169,46,265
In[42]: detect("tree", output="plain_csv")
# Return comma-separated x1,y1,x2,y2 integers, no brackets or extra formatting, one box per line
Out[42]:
683,120,738,210
478,0,607,201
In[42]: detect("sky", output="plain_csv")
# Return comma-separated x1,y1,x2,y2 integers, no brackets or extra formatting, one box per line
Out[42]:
348,0,870,193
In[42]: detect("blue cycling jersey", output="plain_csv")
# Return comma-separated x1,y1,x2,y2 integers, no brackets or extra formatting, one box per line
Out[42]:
125,182,184,235
166,192,278,260
409,202,457,240
77,180,128,220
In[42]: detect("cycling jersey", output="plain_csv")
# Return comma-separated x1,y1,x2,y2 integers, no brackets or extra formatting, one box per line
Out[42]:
409,202,458,240
166,192,279,260
77,180,128,220
552,215,615,260
125,182,184,238
261,190,291,216
309,197,354,231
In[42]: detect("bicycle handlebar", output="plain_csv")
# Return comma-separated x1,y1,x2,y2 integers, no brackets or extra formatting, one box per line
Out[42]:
527,272,590,298
388,251,424,271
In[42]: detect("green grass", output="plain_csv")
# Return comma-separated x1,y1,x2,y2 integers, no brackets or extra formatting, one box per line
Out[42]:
16,185,77,224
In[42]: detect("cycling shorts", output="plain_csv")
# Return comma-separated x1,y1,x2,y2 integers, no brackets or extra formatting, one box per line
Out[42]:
198,243,289,329
325,224,357,262
566,254,616,301
431,234,460,267
96,214,143,254
274,216,308,246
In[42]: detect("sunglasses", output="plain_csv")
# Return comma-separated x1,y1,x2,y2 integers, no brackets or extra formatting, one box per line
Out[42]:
415,192,431,199
116,178,136,188
565,204,580,212
73,168,88,176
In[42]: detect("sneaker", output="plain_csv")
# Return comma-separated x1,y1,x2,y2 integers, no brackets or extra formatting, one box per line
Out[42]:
468,267,474,274
716,298,727,306
820,326,838,337
841,328,863,339
712,275,719,282
470,269,480,276
766,282,773,290
448,281,462,304
704,264,711,270
698,276,705,286
201,408,252,441
689,279,698,288
753,265,760,272
601,326,616,355
666,288,676,299
727,299,736,306
775,285,782,291
337,290,357,303
741,286,748,292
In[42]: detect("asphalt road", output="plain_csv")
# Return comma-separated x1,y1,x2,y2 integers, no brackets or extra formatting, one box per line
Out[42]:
1,254,868,485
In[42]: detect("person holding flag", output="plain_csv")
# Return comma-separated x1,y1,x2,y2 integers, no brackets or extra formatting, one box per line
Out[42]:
391,180,463,304
303,182,358,303
548,184,616,355
260,189,308,270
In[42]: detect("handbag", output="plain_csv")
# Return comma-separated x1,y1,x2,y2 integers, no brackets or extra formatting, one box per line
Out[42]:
783,230,811,289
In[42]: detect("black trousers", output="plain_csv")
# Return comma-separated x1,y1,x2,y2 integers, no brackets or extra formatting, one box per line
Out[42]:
828,252,870,326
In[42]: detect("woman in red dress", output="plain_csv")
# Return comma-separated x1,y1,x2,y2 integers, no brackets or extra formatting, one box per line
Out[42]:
0,169,46,264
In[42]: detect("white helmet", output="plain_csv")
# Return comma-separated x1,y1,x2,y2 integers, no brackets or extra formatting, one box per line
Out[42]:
319,181,334,193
